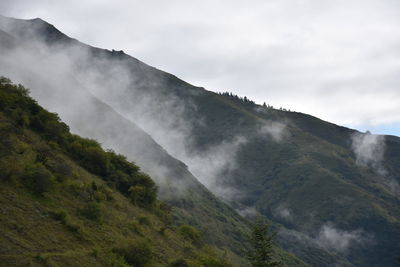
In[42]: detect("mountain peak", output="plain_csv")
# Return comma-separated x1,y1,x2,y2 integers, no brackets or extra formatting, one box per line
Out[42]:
0,15,74,45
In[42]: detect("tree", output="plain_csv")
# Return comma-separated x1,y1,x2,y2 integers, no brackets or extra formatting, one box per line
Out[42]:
247,220,280,267
22,163,56,196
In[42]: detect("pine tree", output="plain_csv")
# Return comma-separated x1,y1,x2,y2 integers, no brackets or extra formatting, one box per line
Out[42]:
247,220,280,267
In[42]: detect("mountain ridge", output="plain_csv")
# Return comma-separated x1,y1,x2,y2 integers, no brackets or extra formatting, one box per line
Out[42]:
1,15,399,266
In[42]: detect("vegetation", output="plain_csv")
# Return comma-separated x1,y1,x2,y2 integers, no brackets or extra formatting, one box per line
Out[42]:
0,76,157,207
247,220,280,267
5,15,400,266
179,225,202,244
0,16,309,266
113,239,153,266
0,77,239,266
167,77,400,266
22,163,56,195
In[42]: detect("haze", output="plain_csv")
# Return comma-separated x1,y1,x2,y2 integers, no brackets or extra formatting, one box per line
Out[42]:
1,0,400,136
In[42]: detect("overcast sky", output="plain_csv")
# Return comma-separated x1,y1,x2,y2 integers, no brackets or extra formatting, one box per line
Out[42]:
1,0,400,136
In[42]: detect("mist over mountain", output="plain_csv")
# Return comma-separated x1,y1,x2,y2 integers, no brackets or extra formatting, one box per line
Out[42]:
1,15,400,266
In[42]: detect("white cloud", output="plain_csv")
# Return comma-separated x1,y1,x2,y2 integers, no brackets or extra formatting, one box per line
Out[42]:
351,132,386,175
279,223,374,255
259,121,288,142
1,0,400,135
316,224,373,254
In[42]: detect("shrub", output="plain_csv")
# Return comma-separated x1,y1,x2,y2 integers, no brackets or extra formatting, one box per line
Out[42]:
113,240,153,266
65,221,82,234
127,221,141,234
0,155,24,182
105,253,130,267
197,248,233,267
22,163,56,196
169,259,190,267
51,209,68,225
137,216,151,226
200,255,232,267
81,202,103,222
48,158,72,181
50,209,83,234
179,225,202,243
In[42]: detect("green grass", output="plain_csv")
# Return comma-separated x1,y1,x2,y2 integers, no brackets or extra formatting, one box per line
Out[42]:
0,77,307,266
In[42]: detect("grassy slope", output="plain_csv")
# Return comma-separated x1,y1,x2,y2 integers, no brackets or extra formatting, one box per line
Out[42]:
0,79,240,266
0,17,308,266
0,78,307,266
37,27,400,265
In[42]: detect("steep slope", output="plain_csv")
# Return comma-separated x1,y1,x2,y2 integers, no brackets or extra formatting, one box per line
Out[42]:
0,78,237,266
0,16,307,266
102,68,400,266
27,24,399,267
2,15,400,266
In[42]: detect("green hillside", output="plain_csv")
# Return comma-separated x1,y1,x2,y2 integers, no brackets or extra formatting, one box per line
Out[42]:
0,78,307,266
1,15,399,266
0,16,256,263
0,77,236,266
70,42,400,266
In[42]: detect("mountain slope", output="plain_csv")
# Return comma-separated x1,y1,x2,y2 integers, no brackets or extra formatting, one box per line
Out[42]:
0,16,307,266
2,15,400,266
0,77,239,266
38,24,400,266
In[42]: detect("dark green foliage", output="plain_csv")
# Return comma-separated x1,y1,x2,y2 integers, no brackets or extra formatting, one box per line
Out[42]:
137,216,151,226
196,248,233,267
247,221,280,267
113,239,153,266
217,91,256,106
50,209,83,233
48,158,72,181
169,259,190,267
129,180,157,206
179,225,202,243
127,221,141,234
0,77,157,207
80,202,103,222
51,209,68,225
22,163,56,196
0,76,243,266
68,137,109,176
200,256,233,267
0,155,24,182
66,135,157,206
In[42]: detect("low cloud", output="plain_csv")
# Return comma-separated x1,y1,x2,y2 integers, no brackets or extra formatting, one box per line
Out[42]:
259,120,288,142
236,206,258,219
350,132,400,194
351,132,386,175
183,136,248,200
279,223,374,256
316,223,373,254
275,206,292,221
2,1,400,134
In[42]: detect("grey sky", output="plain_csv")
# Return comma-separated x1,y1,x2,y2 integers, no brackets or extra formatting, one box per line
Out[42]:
1,0,400,135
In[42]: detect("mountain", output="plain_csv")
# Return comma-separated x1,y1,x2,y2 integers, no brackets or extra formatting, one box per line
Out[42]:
0,15,306,266
1,15,400,266
0,78,240,266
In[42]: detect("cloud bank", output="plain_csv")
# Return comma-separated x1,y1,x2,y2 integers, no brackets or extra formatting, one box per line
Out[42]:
1,0,400,135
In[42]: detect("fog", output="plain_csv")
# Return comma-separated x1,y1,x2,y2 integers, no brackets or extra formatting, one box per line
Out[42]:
0,16,288,202
351,132,400,194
